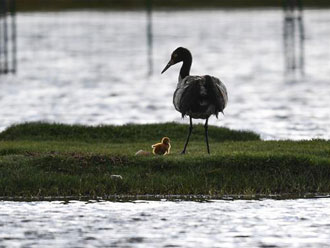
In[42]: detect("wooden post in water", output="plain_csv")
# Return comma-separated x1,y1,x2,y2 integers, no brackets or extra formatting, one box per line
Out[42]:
0,0,16,75
282,0,305,75
146,0,153,76
0,0,6,74
297,0,305,75
10,0,16,73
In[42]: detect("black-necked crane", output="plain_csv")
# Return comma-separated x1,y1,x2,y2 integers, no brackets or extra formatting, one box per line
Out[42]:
161,47,228,154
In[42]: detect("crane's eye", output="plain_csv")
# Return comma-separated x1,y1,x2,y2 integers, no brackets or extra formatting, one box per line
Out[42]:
173,53,178,58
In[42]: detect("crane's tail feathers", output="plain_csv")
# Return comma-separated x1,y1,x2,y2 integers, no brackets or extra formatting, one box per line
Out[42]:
205,75,226,113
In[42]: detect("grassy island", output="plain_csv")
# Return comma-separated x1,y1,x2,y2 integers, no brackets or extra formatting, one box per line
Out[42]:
0,122,329,199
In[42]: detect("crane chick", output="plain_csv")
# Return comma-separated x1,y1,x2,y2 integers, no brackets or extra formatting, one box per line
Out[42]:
151,137,171,155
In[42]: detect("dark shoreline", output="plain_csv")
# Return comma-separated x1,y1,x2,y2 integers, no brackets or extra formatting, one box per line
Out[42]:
1,193,330,202
15,0,330,12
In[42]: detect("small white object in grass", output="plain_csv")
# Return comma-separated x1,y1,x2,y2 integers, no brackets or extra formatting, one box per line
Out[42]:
135,150,152,156
110,175,123,180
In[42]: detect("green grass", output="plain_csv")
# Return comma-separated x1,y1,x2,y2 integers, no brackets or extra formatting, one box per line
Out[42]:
0,122,259,143
0,122,330,198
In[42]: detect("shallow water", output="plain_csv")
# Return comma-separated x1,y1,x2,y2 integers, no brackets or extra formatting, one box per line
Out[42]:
1,198,330,247
0,9,330,139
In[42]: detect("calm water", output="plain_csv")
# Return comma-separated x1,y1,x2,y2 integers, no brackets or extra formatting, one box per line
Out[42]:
1,198,330,247
0,9,329,139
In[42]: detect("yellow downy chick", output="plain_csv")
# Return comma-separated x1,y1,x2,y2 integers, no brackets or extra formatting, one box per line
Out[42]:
151,137,171,155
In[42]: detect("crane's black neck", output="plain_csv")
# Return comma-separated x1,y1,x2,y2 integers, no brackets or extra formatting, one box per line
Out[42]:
179,51,192,79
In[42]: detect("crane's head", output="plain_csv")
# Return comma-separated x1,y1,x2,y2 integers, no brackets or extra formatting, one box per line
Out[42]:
161,47,191,74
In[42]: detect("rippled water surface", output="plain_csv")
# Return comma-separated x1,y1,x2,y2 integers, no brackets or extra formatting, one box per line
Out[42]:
1,198,330,247
0,9,330,139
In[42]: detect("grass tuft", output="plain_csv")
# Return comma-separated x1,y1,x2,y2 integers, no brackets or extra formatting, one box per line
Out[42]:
0,121,260,143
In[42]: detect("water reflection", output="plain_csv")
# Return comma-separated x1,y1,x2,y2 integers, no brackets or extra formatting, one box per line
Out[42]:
283,0,305,75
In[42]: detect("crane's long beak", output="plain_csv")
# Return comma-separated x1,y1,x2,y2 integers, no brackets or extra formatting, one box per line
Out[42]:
161,59,174,74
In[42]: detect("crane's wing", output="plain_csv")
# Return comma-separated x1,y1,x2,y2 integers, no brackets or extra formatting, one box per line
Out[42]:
179,79,201,117
173,76,200,117
205,75,228,117
173,75,228,118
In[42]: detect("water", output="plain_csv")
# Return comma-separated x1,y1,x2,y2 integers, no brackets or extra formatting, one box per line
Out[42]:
0,198,330,247
0,9,329,140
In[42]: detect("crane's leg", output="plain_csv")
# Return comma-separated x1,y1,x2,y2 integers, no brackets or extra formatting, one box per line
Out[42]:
181,116,193,154
204,118,210,154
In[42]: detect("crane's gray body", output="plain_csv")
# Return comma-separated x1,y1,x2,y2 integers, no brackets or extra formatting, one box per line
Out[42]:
173,74,228,119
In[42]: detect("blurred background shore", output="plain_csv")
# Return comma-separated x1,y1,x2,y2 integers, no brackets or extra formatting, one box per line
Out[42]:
15,0,330,11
